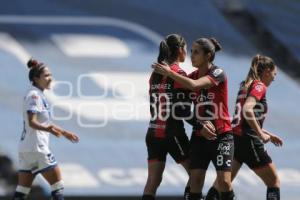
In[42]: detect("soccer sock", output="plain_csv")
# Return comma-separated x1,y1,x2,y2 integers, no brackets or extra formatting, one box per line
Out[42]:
12,192,27,200
220,190,235,200
206,186,220,200
184,186,191,200
267,187,280,200
51,181,64,200
190,192,204,200
142,194,155,200
12,185,30,200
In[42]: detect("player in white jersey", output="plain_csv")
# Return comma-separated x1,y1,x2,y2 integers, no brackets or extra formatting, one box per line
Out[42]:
12,58,79,200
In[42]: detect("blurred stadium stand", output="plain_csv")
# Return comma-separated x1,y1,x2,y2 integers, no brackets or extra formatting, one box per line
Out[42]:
241,0,300,62
0,0,299,199
214,0,300,82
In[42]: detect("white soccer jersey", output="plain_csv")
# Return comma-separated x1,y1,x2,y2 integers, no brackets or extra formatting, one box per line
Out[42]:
19,86,51,154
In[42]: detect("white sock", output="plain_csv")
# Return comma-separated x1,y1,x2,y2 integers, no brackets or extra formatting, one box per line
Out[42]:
16,185,31,195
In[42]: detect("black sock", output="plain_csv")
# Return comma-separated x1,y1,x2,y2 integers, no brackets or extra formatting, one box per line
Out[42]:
51,189,64,200
12,191,27,200
267,187,280,200
206,187,220,200
220,190,235,200
184,186,191,200
190,192,204,200
142,194,155,200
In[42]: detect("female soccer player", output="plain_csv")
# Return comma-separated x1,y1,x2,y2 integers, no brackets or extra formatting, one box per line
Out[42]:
12,58,79,200
142,34,215,200
208,55,283,200
153,37,235,200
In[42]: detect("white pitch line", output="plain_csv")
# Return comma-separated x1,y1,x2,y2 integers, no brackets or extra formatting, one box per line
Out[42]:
0,32,31,64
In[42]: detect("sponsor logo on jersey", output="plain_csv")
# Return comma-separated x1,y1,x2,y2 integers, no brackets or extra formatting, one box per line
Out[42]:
255,84,264,92
217,142,232,155
212,68,223,77
31,95,39,100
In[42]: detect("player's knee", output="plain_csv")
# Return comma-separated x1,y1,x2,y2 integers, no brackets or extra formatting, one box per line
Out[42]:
190,174,203,186
217,177,231,191
51,180,64,200
212,179,219,190
275,177,281,187
147,174,163,188
271,174,280,188
264,172,280,188
191,177,202,186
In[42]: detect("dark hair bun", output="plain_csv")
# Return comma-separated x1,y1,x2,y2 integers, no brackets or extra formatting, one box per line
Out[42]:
209,38,222,52
27,58,39,69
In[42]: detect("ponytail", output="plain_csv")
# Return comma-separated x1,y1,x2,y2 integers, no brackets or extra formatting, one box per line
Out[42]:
157,34,186,64
209,38,222,52
157,40,170,64
195,37,222,62
243,54,276,89
27,58,47,85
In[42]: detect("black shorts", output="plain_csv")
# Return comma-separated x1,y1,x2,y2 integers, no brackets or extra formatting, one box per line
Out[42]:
190,132,234,171
146,128,190,163
234,134,272,169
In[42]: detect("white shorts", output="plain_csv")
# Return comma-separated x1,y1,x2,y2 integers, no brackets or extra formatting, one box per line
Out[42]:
18,152,57,174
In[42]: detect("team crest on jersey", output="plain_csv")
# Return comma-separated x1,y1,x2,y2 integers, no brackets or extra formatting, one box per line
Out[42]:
212,68,223,77
255,84,264,92
31,95,39,100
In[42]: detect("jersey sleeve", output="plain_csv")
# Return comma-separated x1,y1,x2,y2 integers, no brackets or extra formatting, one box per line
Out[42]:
248,82,266,101
172,66,188,89
188,70,197,79
206,67,226,86
25,92,42,113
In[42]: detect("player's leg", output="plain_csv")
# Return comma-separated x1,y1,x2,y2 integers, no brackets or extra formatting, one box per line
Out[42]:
143,132,167,200
180,159,191,200
142,161,166,200
189,169,207,200
254,163,280,200
33,152,63,200
206,159,241,200
12,152,36,200
41,166,64,200
189,136,210,200
248,136,279,200
12,172,35,200
168,133,191,200
215,170,235,200
213,133,235,200
207,134,244,200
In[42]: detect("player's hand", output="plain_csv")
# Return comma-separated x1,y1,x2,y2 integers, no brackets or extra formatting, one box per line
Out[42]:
203,120,216,133
63,131,79,143
262,130,283,147
259,132,271,143
270,135,283,147
47,125,63,137
200,121,217,140
151,62,171,76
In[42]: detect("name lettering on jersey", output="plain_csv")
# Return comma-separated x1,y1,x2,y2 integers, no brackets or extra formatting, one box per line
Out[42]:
150,83,171,90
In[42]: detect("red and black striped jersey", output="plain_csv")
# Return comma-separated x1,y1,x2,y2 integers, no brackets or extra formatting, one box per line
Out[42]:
148,63,192,138
232,80,268,136
189,65,232,135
